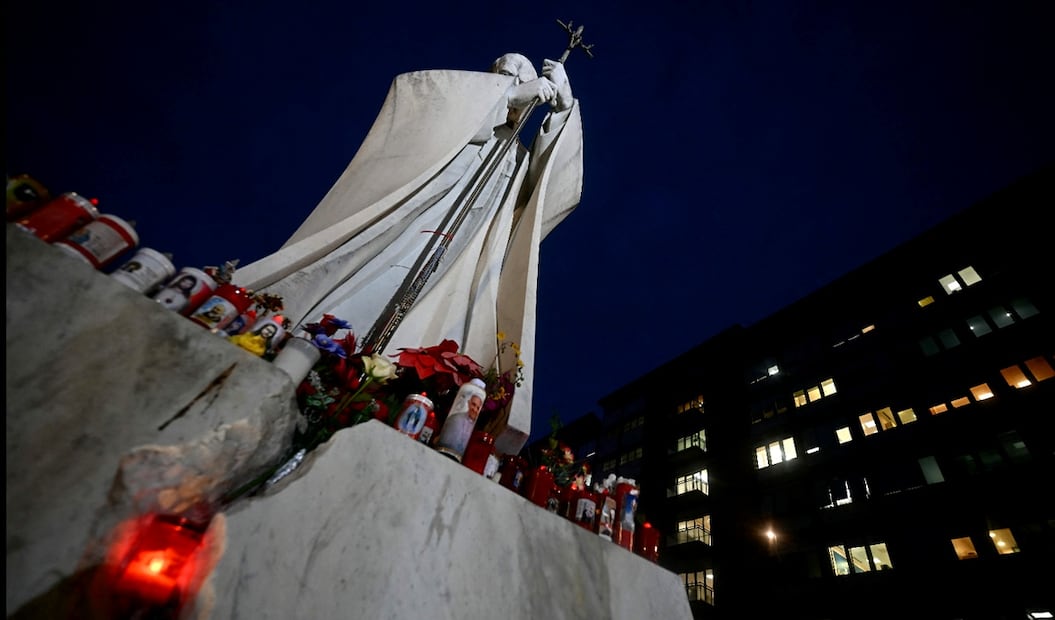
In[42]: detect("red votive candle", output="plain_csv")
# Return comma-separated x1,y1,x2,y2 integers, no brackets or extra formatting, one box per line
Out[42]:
462,430,495,475
634,522,661,562
522,466,554,508
498,455,528,493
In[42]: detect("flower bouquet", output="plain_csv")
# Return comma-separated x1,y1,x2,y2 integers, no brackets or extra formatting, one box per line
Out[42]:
223,315,529,504
537,415,591,489
291,316,524,451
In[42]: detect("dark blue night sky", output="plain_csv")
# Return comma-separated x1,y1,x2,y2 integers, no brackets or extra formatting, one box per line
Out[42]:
7,1,1053,444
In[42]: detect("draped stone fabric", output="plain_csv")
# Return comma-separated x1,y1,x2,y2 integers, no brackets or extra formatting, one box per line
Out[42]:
234,66,584,451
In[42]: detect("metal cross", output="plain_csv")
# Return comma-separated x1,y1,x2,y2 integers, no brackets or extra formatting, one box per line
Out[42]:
556,19,595,64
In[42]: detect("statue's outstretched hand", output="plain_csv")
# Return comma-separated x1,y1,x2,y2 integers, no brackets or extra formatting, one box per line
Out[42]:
542,59,573,111
508,77,557,110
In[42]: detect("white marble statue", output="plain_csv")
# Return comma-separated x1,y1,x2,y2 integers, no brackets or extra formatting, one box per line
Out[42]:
234,52,584,452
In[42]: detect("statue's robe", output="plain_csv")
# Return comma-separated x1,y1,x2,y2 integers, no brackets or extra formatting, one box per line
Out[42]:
234,69,584,452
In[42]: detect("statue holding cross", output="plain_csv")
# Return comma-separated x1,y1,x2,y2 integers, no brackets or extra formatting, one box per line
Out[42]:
235,21,590,454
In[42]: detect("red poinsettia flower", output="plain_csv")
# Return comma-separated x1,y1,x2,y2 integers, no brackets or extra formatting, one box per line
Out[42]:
396,340,460,381
331,355,361,391
442,350,485,381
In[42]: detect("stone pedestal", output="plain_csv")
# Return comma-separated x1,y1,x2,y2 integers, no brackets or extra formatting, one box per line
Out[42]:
5,225,691,620
6,226,301,616
204,421,692,620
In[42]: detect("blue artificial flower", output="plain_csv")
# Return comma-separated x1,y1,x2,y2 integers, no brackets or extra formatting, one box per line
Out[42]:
312,334,347,359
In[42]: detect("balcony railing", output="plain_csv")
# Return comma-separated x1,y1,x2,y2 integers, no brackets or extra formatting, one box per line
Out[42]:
666,476,709,498
668,524,711,547
686,583,715,605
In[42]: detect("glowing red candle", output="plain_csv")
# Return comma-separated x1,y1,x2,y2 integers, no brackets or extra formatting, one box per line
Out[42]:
634,522,661,562
111,514,207,607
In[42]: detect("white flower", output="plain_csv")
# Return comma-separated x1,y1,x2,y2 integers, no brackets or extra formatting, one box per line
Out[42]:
362,353,397,384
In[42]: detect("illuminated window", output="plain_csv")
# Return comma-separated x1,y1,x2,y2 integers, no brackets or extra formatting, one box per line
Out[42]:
859,413,879,436
849,546,872,573
966,315,993,337
918,295,935,308
675,469,709,496
829,546,850,575
755,437,798,469
989,528,1020,555
951,537,978,559
835,427,853,444
919,456,944,484
828,542,892,576
768,365,780,376
988,306,1015,328
1001,365,1033,388
677,395,705,414
870,543,893,570
958,266,982,286
793,378,836,407
875,407,896,430
755,446,768,469
939,274,962,294
861,324,875,334
768,441,784,464
896,408,918,424
676,429,707,453
675,516,711,546
951,396,971,408
1025,356,1055,382
681,569,714,605
929,403,949,415
970,383,994,401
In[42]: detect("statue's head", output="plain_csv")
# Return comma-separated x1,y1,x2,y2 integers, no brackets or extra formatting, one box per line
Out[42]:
491,53,537,84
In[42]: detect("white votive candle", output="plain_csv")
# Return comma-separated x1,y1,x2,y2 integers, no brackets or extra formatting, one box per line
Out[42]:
271,337,321,384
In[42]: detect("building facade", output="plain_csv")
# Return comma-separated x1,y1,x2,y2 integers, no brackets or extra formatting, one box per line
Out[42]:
570,168,1053,619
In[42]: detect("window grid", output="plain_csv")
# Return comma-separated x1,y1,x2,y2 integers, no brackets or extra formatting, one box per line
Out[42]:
792,378,837,408
675,469,709,496
676,430,707,453
828,542,893,575
675,516,712,546
681,570,714,605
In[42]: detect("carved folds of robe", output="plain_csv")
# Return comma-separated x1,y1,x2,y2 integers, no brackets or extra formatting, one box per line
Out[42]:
234,69,583,451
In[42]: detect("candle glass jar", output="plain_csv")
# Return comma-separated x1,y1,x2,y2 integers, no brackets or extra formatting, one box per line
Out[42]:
522,465,554,508
462,430,495,475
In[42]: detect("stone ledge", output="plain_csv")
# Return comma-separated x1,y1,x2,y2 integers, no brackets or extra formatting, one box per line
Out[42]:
202,421,691,620
6,226,300,615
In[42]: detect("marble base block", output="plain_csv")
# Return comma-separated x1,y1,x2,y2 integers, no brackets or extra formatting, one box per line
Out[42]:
201,421,692,620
